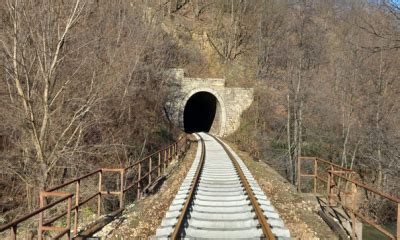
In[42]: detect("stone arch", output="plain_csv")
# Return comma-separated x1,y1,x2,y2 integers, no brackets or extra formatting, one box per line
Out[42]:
179,88,226,136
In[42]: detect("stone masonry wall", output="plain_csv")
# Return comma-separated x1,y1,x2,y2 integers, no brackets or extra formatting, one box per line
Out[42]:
165,69,253,136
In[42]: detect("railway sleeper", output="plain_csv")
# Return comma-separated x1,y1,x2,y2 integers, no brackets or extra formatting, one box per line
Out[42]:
156,133,291,239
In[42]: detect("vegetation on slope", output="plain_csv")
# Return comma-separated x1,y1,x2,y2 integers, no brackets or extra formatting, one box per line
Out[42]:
0,1,186,221
1,0,399,228
161,0,400,224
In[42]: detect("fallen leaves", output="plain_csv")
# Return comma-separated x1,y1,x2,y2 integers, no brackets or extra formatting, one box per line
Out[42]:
98,141,198,239
231,143,338,240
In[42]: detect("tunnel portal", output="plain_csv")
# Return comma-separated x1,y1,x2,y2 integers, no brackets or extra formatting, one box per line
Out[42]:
165,68,253,136
183,91,220,133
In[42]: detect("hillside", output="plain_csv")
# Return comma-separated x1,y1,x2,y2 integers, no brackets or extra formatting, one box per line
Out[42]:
0,0,399,233
158,0,400,224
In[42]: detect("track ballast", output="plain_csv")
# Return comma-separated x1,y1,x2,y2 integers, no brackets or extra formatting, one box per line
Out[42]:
156,133,291,239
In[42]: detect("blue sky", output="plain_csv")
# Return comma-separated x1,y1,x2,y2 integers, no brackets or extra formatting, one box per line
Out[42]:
388,0,400,6
372,0,400,5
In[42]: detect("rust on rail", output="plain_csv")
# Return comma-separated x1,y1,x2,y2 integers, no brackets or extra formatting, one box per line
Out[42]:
212,135,276,240
170,134,205,239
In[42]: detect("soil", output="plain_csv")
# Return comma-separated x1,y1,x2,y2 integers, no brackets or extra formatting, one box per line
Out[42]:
94,136,198,239
95,136,338,239
226,140,338,240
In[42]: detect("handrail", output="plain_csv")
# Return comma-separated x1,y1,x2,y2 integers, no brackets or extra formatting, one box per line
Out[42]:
125,137,186,170
298,156,400,240
327,170,399,239
0,194,73,232
231,134,260,159
46,170,101,192
299,156,355,172
329,171,400,203
297,156,355,194
0,134,189,240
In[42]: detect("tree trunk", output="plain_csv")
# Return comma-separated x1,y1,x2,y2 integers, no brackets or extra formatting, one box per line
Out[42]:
286,94,294,184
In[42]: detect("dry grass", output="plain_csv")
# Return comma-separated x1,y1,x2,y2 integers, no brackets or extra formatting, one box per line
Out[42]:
226,140,338,240
96,137,338,239
97,137,198,239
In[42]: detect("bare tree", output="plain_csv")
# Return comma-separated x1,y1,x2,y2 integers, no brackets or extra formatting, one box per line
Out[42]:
0,0,183,217
206,0,255,62
1,0,93,191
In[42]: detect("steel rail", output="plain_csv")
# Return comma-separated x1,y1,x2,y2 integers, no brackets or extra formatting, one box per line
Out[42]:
210,134,276,240
170,133,206,239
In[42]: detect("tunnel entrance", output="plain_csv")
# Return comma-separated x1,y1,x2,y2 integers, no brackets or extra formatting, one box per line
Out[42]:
183,91,221,133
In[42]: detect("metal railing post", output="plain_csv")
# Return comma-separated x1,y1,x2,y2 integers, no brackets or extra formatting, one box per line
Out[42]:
165,149,168,169
184,136,186,150
74,180,80,235
148,157,152,185
66,195,72,240
38,192,44,240
350,182,357,239
120,169,125,209
158,152,161,176
185,134,188,151
137,163,141,200
11,226,16,240
397,203,399,240
327,168,332,206
0,134,192,240
314,158,317,194
175,143,177,156
97,171,102,215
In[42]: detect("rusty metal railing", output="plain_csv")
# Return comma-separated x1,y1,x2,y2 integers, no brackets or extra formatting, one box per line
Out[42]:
0,192,73,240
232,134,260,160
297,157,355,194
327,170,400,240
0,134,188,240
298,156,400,240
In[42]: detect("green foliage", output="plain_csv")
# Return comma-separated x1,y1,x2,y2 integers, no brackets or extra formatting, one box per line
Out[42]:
81,206,96,219
270,140,287,150
268,139,333,160
0,216,5,224
363,222,396,240
156,127,173,140
301,142,330,157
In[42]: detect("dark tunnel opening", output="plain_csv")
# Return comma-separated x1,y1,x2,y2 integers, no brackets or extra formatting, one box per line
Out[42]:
184,92,218,133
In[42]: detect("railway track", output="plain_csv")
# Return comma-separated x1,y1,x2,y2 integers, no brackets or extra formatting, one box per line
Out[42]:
156,133,291,239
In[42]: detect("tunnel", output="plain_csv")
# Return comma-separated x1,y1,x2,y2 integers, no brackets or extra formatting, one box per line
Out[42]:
183,91,221,134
